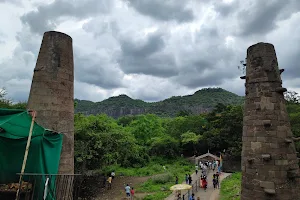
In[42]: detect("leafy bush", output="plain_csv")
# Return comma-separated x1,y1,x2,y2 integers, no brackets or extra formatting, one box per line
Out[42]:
151,173,173,184
149,136,180,158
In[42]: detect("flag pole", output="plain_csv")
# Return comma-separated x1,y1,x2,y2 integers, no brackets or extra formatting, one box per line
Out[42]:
15,110,36,200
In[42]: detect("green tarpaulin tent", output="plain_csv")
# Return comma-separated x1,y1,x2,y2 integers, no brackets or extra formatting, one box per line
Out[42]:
0,108,63,199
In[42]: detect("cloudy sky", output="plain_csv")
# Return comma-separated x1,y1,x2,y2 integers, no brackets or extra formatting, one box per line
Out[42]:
0,0,300,102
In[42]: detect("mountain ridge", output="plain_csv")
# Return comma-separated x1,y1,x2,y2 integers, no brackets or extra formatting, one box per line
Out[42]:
75,87,244,118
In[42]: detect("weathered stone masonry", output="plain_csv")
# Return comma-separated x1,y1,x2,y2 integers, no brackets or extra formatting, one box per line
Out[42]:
241,43,300,200
27,31,74,174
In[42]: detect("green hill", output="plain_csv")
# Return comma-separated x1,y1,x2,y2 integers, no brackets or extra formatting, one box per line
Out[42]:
75,88,244,118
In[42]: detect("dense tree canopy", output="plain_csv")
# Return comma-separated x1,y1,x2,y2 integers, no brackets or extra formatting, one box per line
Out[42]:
1,88,299,173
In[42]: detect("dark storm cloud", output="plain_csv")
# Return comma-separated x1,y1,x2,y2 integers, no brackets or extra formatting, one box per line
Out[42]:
15,30,41,55
174,57,239,89
126,0,194,22
213,0,240,17
168,23,240,89
82,19,119,38
74,52,125,89
277,48,300,80
118,31,178,77
267,11,300,81
21,0,114,34
237,0,289,36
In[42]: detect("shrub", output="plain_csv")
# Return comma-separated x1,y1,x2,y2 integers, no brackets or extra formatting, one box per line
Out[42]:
151,173,173,184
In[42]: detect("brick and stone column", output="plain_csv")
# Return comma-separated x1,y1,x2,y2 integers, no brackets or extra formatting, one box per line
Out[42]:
241,42,300,200
27,31,74,174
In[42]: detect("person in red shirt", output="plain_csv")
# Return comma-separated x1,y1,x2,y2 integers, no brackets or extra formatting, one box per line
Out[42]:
130,187,135,199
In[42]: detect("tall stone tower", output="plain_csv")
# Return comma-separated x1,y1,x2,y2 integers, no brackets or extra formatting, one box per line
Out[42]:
27,31,74,174
241,42,300,199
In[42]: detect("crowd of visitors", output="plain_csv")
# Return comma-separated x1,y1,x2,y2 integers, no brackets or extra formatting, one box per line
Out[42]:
174,159,222,200
198,160,220,191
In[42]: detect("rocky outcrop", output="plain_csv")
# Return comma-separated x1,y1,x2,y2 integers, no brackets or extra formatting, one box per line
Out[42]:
87,107,148,118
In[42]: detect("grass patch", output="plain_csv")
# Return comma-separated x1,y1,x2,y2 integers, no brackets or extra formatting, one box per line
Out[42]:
134,157,194,200
220,172,241,200
142,191,173,200
100,157,194,200
101,157,193,177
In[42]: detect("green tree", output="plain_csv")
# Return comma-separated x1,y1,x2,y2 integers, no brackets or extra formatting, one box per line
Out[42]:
176,110,191,117
117,115,137,127
181,131,202,155
149,136,180,158
0,88,11,108
165,115,207,140
74,113,150,171
0,88,27,109
201,105,243,158
129,114,165,145
284,90,299,104
286,103,300,153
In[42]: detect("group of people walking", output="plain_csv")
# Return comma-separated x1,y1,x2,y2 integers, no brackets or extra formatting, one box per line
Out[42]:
174,159,221,199
185,174,193,185
124,184,135,199
198,160,220,191
199,171,219,191
198,160,219,172
212,173,220,189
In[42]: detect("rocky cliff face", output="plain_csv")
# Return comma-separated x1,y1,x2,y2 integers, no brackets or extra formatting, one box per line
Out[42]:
87,107,148,118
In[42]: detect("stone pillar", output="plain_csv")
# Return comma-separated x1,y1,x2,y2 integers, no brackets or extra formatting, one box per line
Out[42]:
241,42,300,200
27,31,74,174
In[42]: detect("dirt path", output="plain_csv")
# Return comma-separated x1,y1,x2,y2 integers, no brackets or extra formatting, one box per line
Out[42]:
96,176,149,200
165,170,231,200
209,173,231,200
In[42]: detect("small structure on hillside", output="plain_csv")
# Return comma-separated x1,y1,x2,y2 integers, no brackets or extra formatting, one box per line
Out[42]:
195,151,220,164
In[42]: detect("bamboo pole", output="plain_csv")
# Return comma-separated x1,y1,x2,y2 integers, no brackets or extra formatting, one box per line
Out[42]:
15,110,36,200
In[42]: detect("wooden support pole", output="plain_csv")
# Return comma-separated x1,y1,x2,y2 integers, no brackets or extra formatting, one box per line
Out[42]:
15,111,36,200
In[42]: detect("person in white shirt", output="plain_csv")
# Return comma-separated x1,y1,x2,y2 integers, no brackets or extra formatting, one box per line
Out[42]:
125,184,131,198
111,171,115,179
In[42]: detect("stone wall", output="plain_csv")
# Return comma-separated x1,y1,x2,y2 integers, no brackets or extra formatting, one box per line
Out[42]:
241,42,300,200
27,31,74,174
222,155,241,172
